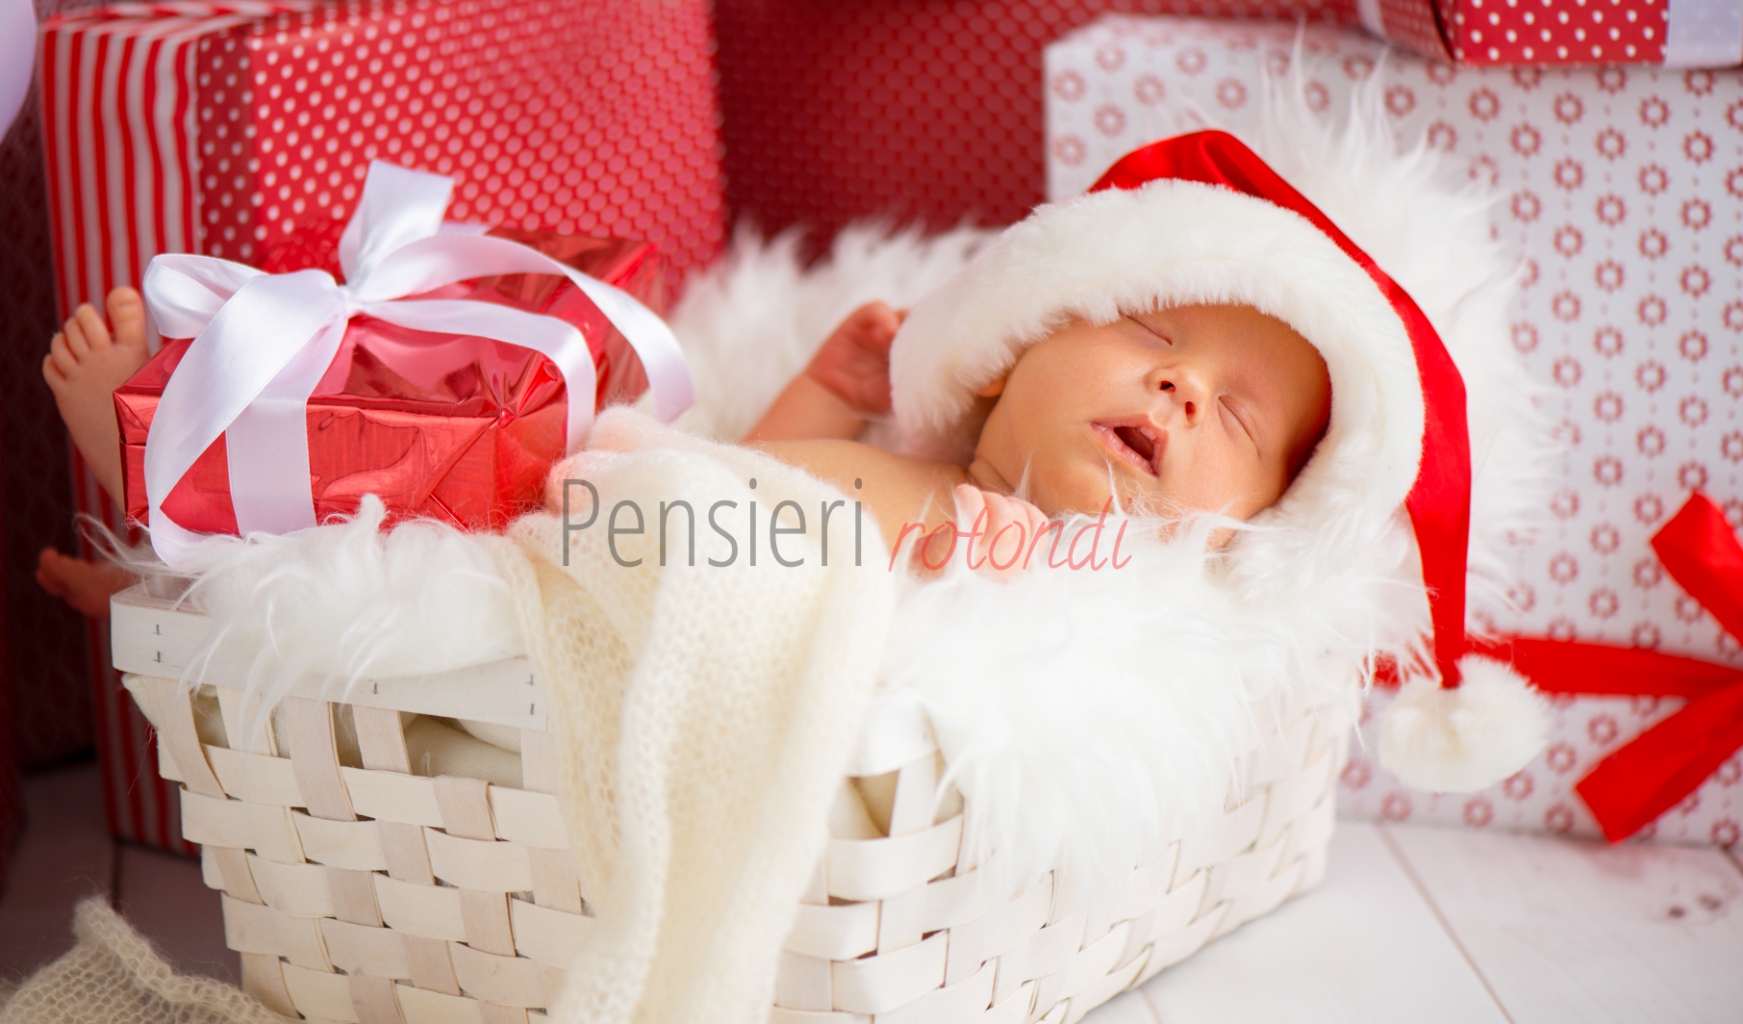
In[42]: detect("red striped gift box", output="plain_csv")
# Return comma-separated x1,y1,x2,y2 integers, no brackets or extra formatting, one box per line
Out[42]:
37,0,725,853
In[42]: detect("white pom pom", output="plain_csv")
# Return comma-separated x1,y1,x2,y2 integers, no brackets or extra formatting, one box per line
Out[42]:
1378,654,1550,793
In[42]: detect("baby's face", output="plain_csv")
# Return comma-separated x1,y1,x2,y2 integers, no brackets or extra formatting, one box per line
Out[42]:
971,304,1332,520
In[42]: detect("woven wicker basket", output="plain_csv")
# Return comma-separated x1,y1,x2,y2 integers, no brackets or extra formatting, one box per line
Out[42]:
113,580,1349,1024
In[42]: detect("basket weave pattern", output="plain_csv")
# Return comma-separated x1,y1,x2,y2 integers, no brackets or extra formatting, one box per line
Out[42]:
114,588,1347,1024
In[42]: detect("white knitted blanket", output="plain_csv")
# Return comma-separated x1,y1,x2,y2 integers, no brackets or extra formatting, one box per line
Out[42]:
0,899,283,1024
488,409,896,1024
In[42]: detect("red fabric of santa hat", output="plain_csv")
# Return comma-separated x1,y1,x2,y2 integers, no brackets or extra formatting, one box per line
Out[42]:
889,130,1548,793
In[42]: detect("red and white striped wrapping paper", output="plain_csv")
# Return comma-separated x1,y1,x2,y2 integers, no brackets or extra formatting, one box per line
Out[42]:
1047,15,1743,846
38,0,725,853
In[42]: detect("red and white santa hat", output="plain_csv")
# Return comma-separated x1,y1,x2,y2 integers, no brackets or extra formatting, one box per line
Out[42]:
889,130,1548,794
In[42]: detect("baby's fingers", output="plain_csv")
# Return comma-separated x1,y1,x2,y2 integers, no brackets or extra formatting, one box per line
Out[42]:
977,493,1033,576
861,304,902,352
1025,500,1051,539
952,485,988,545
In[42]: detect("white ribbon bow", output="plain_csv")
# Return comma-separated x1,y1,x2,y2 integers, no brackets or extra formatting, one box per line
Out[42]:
141,161,693,569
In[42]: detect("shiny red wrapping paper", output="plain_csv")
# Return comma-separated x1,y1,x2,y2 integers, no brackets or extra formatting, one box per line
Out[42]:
116,230,663,535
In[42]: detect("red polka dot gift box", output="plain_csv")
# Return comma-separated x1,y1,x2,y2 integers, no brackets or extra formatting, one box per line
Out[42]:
711,0,1363,246
1049,16,1743,847
37,0,723,854
1355,0,1741,67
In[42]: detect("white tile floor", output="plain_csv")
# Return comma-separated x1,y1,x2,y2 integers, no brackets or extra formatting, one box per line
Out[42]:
1,762,1739,1021
0,762,233,986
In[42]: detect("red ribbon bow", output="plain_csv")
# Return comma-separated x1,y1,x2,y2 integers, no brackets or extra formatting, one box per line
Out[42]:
1482,493,1743,842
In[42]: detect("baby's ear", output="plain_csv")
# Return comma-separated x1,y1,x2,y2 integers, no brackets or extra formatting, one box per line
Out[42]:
976,377,1007,398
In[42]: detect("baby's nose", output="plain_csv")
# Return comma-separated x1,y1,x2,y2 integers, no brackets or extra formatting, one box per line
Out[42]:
1156,378,1200,422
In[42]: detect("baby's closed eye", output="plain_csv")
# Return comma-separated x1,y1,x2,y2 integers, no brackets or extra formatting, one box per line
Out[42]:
1219,396,1259,449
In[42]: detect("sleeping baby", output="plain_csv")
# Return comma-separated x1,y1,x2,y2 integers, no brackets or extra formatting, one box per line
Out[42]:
746,299,1330,574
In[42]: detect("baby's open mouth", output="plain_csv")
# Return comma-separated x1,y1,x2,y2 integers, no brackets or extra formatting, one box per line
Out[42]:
1093,421,1160,476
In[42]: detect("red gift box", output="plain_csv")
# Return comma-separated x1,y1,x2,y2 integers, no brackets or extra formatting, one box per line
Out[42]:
40,0,724,297
38,0,720,854
116,229,662,537
1357,0,1740,67
713,0,1358,245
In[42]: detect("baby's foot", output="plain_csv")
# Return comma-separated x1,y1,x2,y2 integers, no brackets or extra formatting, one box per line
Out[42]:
35,548,137,618
42,288,149,510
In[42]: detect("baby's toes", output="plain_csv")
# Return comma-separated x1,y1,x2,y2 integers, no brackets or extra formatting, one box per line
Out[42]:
73,302,112,352
106,287,148,349
61,312,92,358
44,343,75,386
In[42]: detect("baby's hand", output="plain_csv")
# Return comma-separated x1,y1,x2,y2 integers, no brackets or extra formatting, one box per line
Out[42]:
952,484,1050,581
807,302,904,417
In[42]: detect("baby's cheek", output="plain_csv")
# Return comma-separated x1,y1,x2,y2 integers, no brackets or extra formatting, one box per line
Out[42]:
1217,464,1288,521
1159,452,1259,519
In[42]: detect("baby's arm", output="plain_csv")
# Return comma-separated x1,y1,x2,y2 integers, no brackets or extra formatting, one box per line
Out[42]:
745,302,903,443
748,302,1048,579
755,442,1046,580
755,438,966,551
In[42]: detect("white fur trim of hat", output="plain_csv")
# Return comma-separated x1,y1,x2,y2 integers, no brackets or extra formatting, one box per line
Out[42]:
888,129,1547,794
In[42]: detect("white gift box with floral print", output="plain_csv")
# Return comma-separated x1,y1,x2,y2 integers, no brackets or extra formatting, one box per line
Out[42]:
1046,15,1743,847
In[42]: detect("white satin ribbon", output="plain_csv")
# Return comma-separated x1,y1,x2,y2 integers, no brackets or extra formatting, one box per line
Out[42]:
141,160,693,568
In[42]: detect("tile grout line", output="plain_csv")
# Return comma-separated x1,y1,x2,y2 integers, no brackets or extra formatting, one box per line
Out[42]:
1375,823,1519,1024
